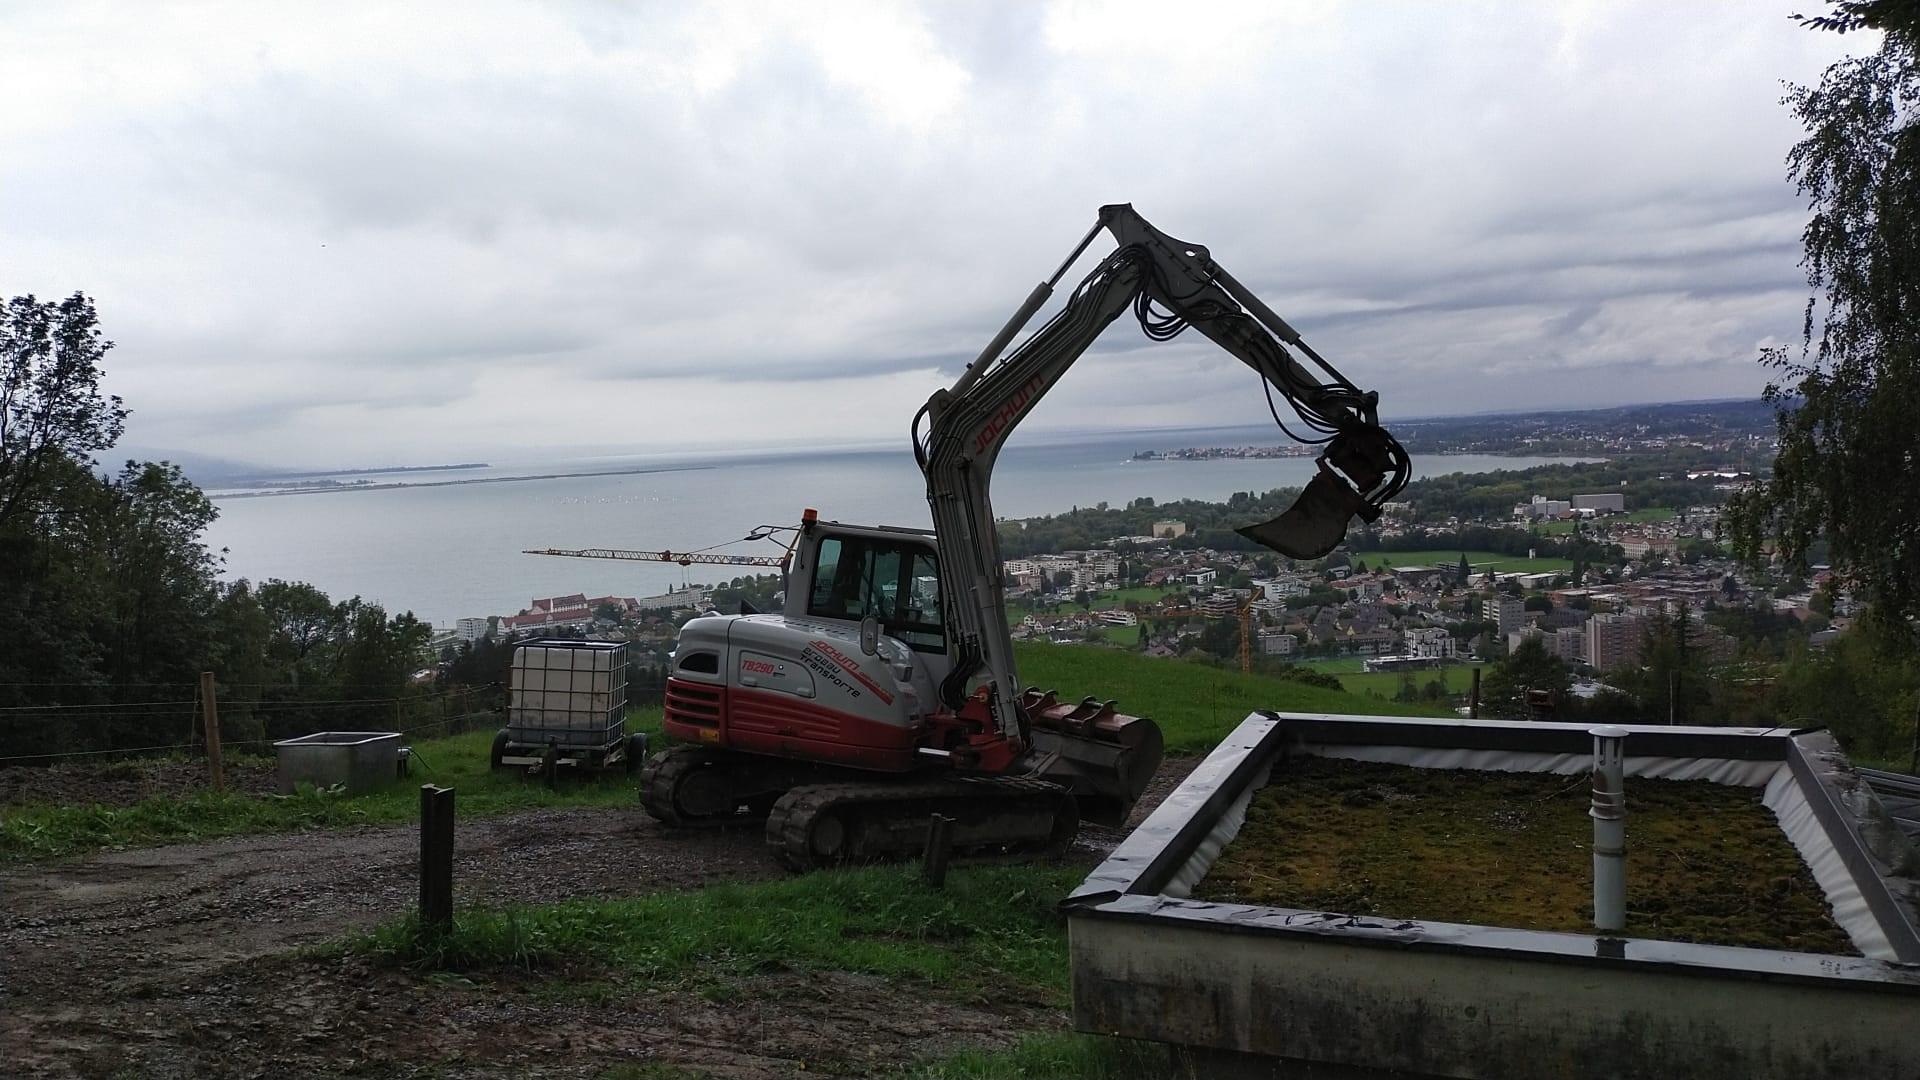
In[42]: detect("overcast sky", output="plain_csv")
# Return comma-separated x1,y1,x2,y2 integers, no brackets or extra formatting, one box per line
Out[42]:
0,2,1870,469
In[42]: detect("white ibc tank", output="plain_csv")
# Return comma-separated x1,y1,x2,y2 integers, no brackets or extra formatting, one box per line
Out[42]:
508,639,628,742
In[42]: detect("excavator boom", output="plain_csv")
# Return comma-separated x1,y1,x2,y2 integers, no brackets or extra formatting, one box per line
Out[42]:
638,205,1408,869
915,204,1409,741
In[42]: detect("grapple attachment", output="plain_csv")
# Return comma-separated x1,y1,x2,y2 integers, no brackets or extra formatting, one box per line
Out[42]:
1236,431,1398,560
1021,689,1164,828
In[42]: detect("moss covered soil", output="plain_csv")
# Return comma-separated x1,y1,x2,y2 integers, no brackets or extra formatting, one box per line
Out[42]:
1195,756,1856,954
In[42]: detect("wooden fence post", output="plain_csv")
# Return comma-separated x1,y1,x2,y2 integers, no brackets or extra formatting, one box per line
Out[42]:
199,671,224,790
1909,700,1918,777
922,813,955,889
420,785,455,935
1469,667,1482,720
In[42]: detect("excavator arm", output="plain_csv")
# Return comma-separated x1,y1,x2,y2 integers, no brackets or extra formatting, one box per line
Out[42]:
913,204,1409,739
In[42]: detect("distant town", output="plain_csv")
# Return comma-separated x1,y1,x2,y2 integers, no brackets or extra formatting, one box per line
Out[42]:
434,399,1834,724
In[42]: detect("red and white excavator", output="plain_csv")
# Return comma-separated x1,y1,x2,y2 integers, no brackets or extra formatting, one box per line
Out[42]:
640,205,1409,869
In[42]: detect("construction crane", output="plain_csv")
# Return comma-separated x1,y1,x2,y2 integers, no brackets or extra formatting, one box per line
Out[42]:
1139,601,1256,675
525,547,788,568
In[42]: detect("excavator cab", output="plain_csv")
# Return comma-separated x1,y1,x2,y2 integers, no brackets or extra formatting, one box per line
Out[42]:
799,529,947,655
782,514,956,687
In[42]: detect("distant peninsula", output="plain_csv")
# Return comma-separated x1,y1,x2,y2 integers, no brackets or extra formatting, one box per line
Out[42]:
246,462,490,481
1134,445,1316,461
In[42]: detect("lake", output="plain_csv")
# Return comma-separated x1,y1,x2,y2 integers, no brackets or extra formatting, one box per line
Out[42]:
204,424,1592,625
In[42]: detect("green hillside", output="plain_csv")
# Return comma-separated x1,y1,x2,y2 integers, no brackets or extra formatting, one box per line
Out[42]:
1014,642,1450,755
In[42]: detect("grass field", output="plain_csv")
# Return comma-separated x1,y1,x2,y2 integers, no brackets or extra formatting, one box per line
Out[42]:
1358,549,1575,574
1285,656,1479,699
2,647,1441,861
1008,586,1182,624
368,862,1172,1078
1298,657,1369,674
364,863,1078,994
1013,642,1449,754
1335,665,1480,699
0,708,663,863
1084,585,1183,607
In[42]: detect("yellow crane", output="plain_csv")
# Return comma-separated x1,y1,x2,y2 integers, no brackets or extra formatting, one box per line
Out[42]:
524,546,788,568
1140,600,1255,675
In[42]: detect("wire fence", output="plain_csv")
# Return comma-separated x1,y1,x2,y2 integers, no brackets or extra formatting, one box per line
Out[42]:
0,682,506,766
0,673,666,769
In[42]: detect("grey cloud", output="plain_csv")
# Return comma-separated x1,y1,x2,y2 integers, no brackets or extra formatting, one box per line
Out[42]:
0,2,1865,465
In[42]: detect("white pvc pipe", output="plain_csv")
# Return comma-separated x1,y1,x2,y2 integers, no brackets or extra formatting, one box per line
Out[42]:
1590,726,1628,933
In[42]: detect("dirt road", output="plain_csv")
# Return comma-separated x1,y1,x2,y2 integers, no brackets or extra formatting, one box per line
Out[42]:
0,806,793,1077
0,761,1195,1078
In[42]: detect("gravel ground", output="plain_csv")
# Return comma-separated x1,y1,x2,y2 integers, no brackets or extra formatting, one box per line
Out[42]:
0,758,1199,1078
0,759,282,808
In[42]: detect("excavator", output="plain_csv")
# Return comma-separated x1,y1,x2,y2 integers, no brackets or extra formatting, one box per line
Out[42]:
641,204,1409,869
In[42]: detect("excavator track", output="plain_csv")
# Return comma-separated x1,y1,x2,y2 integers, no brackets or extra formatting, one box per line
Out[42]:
639,745,723,825
765,775,1079,872
641,744,864,827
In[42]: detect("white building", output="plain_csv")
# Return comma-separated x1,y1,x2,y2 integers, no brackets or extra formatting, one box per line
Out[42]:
1405,627,1455,660
1258,629,1298,656
1484,596,1526,636
1184,568,1217,588
1552,625,1587,665
456,617,490,643
1085,550,1121,583
1573,492,1626,513
1258,577,1311,600
1514,495,1574,521
1153,519,1188,539
1099,610,1139,627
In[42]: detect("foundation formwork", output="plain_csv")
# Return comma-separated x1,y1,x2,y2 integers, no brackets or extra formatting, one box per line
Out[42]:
1066,714,1920,1080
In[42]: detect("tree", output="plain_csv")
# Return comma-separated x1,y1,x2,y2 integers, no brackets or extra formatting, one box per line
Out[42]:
1480,638,1572,718
88,462,221,691
1727,6,1920,635
1456,552,1472,584
1619,605,1711,725
0,293,126,531
258,579,336,679
1395,673,1420,702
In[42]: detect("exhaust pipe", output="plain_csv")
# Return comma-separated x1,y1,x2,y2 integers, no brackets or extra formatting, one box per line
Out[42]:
1590,725,1628,933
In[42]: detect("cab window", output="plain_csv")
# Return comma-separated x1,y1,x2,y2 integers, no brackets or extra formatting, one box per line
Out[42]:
809,536,944,652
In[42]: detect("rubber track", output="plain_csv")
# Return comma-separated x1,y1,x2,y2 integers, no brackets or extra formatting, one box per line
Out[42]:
639,745,719,825
765,776,1075,872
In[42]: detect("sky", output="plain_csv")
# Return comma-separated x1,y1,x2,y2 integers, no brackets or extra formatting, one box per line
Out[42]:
0,1,1873,470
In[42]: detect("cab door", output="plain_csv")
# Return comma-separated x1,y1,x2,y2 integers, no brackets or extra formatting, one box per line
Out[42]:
796,530,951,691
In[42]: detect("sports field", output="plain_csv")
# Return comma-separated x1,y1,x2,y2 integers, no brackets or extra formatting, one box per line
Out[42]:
1358,549,1574,574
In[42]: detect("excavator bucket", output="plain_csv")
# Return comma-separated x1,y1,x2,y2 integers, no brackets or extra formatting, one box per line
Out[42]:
1022,689,1164,828
1237,434,1396,560
1236,465,1374,559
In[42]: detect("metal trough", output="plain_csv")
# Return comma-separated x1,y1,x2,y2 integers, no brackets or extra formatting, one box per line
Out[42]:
273,730,403,794
1066,712,1920,1079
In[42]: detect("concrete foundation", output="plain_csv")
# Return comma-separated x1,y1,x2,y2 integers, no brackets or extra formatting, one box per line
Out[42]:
1066,712,1920,1080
